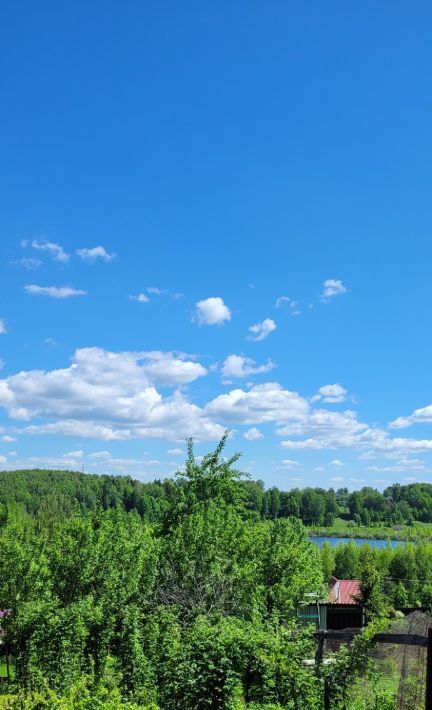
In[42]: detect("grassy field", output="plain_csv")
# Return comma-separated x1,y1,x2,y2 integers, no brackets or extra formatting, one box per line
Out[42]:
309,517,432,541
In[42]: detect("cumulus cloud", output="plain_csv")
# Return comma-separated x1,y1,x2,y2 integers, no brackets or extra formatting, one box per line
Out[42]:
278,407,432,454
221,354,275,379
194,297,231,325
321,279,347,302
1,436,16,443
248,318,276,342
0,319,6,335
130,293,150,303
0,348,220,442
25,285,87,299
390,404,432,429
31,239,70,262
244,427,264,441
206,383,309,424
311,384,348,404
167,448,184,455
147,287,167,296
76,246,116,262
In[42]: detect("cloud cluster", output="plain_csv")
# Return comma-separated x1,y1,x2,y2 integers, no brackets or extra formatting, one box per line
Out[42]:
311,383,347,404
23,240,115,266
1,347,432,460
279,407,432,454
0,348,219,442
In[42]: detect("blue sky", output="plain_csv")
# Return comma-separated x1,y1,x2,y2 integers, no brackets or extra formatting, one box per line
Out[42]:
1,2,432,489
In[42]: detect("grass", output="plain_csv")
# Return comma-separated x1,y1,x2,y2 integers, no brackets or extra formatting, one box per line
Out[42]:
309,517,432,541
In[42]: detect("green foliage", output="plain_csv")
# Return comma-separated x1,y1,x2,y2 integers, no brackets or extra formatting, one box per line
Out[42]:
0,436,427,707
323,618,390,709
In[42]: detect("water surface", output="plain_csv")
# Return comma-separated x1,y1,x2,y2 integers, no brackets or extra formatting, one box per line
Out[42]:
310,535,406,549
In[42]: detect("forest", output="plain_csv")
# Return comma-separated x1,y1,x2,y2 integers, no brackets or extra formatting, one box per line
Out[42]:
0,435,430,708
1,465,432,530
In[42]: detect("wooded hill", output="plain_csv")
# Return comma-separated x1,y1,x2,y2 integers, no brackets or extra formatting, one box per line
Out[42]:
0,467,431,527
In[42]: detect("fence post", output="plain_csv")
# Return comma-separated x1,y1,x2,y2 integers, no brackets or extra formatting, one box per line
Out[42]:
315,631,324,667
426,628,432,710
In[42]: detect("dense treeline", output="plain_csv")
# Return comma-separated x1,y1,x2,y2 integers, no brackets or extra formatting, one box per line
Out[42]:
321,538,432,609
0,437,398,709
1,467,432,529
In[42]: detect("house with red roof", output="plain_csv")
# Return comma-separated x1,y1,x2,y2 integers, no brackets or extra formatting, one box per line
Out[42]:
323,576,364,630
298,577,364,631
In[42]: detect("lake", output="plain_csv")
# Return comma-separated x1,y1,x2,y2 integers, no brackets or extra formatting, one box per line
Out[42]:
310,535,407,549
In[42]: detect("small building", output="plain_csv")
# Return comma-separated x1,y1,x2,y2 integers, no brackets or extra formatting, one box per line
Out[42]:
324,577,364,630
298,577,364,631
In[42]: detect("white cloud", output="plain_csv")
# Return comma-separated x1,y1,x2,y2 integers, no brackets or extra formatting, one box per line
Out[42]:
390,404,432,429
275,296,300,315
130,293,150,303
0,360,5,370
248,318,276,342
25,285,87,299
330,459,343,466
31,239,70,263
280,459,299,468
0,319,7,335
311,383,347,404
76,246,115,262
65,450,83,458
167,448,184,455
367,458,426,473
0,347,220,442
0,456,7,465
194,297,231,326
331,476,344,482
147,287,167,296
244,427,264,441
86,451,165,477
221,354,275,379
13,257,42,270
1,436,16,443
321,279,347,302
206,383,309,425
279,407,432,454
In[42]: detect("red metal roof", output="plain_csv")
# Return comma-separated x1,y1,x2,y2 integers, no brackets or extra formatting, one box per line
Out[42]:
328,578,361,605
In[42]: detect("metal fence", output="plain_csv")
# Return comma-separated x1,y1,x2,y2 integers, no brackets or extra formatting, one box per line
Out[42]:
315,611,432,710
